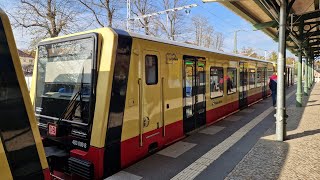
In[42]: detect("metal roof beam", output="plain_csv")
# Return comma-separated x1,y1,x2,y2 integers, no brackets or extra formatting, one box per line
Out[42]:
253,20,278,30
308,41,320,47
287,0,296,13
293,9,320,21
305,30,320,39
315,0,320,10
203,0,248,2
293,21,320,26
309,37,320,42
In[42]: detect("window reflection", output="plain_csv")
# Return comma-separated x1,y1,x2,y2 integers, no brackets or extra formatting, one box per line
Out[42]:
35,37,95,124
257,68,263,87
227,68,237,94
145,55,158,85
210,67,224,98
249,69,256,89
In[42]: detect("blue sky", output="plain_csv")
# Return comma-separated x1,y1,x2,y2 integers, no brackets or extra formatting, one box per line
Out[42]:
187,1,294,57
0,0,295,58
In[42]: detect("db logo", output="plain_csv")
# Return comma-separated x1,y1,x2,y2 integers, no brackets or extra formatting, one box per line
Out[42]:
48,124,57,136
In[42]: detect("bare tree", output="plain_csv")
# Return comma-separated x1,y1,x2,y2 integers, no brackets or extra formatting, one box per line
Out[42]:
203,26,214,48
78,0,125,27
190,15,225,49
131,0,156,35
191,15,214,48
11,0,82,43
155,0,186,40
212,32,224,50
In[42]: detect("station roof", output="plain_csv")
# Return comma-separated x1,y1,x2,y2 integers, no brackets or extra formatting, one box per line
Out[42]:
203,0,320,58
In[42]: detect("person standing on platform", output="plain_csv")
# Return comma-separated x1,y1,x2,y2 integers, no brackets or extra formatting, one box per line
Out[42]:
269,72,278,106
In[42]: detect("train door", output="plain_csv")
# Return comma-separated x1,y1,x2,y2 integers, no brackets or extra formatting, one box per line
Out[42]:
239,62,248,109
262,67,268,98
183,56,206,133
141,51,162,137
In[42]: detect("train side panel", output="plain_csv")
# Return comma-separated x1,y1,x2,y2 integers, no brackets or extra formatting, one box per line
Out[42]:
206,56,239,124
121,38,186,168
247,62,262,104
120,38,246,168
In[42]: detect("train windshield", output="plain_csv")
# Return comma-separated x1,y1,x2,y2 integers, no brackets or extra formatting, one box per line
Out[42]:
35,37,95,125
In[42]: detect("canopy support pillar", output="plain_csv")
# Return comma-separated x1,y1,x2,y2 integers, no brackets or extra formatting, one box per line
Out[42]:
276,0,287,141
308,56,312,89
304,56,309,95
296,18,304,107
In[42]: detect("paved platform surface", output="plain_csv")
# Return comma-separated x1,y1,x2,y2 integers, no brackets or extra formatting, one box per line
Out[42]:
226,83,320,180
106,83,320,180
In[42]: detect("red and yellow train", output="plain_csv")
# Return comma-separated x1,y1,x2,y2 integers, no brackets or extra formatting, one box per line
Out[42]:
30,28,294,179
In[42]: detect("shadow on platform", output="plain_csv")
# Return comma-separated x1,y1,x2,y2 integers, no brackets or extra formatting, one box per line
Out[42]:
286,129,320,140
227,84,320,180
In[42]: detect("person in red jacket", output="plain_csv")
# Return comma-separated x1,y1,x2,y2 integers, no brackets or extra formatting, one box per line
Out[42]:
269,72,277,106
219,76,224,92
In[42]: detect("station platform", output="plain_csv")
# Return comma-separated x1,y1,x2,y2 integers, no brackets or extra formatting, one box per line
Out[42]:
106,83,320,180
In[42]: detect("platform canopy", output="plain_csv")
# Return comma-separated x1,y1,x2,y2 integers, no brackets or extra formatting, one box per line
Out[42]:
203,0,320,58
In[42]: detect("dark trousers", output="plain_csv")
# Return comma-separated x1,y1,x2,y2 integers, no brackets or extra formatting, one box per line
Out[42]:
271,90,277,106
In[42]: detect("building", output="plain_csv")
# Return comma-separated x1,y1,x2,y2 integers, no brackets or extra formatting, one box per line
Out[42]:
18,49,34,76
18,50,34,90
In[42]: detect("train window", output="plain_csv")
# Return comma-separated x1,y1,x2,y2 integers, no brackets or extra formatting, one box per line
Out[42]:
210,67,224,98
249,69,256,89
227,68,237,95
257,68,263,87
145,55,158,85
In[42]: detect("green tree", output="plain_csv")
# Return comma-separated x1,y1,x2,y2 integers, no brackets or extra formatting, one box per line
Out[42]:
268,51,278,63
286,57,295,65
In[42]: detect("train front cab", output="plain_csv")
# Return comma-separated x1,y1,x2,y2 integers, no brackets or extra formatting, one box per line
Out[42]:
0,8,50,179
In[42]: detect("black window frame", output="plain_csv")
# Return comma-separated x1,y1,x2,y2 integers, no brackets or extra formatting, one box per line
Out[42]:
257,67,263,87
210,66,224,99
36,33,99,127
145,54,158,85
227,67,237,95
249,68,256,89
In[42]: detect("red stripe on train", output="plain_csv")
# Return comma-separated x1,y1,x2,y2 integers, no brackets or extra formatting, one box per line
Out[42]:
206,100,239,124
120,120,184,168
43,168,51,180
248,92,263,104
120,91,269,172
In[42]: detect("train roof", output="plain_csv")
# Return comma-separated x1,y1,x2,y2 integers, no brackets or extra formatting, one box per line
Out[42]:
114,29,271,64
38,27,271,64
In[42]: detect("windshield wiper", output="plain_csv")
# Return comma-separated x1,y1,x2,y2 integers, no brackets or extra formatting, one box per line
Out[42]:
58,68,85,123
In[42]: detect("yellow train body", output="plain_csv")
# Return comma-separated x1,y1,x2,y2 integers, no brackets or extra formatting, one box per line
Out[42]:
29,27,293,179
